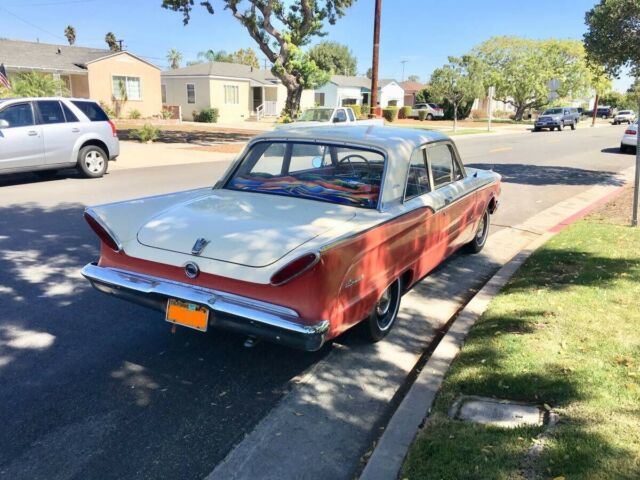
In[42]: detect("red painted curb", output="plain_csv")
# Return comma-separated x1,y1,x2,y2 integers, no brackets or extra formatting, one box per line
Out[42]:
549,185,628,233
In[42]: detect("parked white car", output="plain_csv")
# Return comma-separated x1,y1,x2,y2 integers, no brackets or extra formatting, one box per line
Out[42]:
0,97,119,178
411,103,444,120
279,107,383,129
613,110,635,125
620,122,638,153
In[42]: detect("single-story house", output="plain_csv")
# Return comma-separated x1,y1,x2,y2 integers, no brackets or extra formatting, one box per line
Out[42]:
314,75,405,108
161,62,315,122
399,80,426,107
0,38,162,117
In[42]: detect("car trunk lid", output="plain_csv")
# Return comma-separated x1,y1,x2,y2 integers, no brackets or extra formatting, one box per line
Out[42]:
136,190,357,267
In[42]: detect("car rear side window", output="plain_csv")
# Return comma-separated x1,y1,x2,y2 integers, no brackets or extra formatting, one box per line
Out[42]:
405,148,430,200
61,102,79,122
37,100,65,124
0,102,34,127
428,143,456,188
347,109,355,121
71,101,109,121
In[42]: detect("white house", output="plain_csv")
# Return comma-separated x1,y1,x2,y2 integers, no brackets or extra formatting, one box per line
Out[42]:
314,75,405,108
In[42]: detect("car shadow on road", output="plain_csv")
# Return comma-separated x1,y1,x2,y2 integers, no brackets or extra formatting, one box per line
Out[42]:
0,169,96,188
0,202,328,479
466,163,624,187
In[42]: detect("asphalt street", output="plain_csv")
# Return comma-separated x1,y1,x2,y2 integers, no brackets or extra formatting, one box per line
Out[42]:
0,123,634,479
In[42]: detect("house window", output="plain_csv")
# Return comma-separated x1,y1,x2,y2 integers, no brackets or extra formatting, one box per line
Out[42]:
341,98,358,106
186,84,196,104
387,99,398,107
314,92,325,106
161,84,167,104
112,76,142,101
224,85,239,104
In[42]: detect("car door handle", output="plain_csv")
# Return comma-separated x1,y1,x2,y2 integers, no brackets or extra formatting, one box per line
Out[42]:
71,128,80,133
27,131,38,136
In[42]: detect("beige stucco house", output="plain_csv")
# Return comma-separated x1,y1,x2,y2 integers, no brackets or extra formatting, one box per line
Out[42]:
161,62,315,122
0,38,162,117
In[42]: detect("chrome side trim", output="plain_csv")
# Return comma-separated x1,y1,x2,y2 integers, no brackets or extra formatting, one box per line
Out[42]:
84,207,123,252
81,263,329,351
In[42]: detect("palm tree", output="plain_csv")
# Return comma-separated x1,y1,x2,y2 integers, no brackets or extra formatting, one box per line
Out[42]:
64,25,76,46
105,32,120,52
11,72,69,97
167,48,183,69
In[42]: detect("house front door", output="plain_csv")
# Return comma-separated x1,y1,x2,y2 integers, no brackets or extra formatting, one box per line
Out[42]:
252,87,263,112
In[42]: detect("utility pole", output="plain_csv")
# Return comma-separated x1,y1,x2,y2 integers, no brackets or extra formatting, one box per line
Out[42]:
369,0,381,117
400,60,408,81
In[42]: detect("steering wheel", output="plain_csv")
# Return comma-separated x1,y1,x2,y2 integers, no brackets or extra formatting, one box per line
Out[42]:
338,154,370,176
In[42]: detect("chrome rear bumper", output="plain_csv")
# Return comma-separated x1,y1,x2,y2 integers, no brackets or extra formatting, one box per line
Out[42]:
81,263,329,351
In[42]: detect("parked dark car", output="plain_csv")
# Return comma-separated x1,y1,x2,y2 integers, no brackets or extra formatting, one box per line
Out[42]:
534,107,580,131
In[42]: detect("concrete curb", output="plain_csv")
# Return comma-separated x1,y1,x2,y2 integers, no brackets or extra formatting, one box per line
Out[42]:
358,232,553,480
359,185,629,480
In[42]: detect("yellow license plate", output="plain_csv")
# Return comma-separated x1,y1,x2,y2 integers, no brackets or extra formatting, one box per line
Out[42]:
166,299,209,332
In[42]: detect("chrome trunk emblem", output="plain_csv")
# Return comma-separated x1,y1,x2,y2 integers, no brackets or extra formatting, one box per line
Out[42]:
191,238,210,256
184,262,200,279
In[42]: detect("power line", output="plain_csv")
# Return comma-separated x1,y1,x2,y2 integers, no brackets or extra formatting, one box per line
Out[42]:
0,5,65,41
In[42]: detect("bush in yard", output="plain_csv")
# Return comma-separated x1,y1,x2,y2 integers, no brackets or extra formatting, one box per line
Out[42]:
418,110,428,121
194,108,219,123
400,106,412,119
361,104,370,118
382,107,399,122
133,124,160,143
344,104,361,118
128,109,142,119
161,109,173,120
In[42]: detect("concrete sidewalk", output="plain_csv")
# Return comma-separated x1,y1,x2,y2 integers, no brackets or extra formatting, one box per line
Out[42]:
110,141,238,172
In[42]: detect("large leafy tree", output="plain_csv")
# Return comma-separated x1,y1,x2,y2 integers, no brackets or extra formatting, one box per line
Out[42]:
585,0,640,226
407,74,420,82
308,41,357,76
162,0,354,116
232,47,260,69
472,37,591,120
429,56,482,131
64,25,76,45
167,48,183,69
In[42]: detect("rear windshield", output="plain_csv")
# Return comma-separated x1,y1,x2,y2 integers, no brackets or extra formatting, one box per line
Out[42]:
225,141,385,209
71,101,109,121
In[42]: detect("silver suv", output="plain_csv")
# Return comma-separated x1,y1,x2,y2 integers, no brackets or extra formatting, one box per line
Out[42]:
534,107,580,131
0,97,119,178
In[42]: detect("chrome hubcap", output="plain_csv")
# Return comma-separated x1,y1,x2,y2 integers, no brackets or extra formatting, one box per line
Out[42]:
84,151,104,173
376,288,392,317
476,212,489,244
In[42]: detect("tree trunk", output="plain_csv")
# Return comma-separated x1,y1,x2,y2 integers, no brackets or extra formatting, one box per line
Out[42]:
591,94,600,127
453,101,458,132
283,85,304,118
513,103,527,122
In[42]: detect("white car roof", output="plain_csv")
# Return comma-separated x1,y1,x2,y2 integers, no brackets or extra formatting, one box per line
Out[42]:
246,125,452,206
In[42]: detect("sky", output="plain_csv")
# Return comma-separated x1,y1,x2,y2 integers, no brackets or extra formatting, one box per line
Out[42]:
0,0,632,92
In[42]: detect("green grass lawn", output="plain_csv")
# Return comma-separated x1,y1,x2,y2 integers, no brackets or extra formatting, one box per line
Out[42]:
402,202,640,479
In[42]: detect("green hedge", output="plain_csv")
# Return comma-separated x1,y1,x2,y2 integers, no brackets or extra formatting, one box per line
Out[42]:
418,110,428,121
193,107,219,123
399,106,412,119
382,107,399,122
344,104,362,118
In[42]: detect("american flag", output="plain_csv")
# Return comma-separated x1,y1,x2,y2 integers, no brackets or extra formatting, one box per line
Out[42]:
0,64,10,90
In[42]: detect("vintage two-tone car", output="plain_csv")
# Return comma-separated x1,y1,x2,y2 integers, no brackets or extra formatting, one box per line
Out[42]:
81,126,501,351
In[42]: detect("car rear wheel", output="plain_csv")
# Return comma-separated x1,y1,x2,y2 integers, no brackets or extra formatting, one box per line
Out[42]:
570,121,576,130
426,113,433,120
533,127,540,132
620,143,629,154
466,208,490,254
78,145,108,178
360,278,402,342
558,124,563,131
